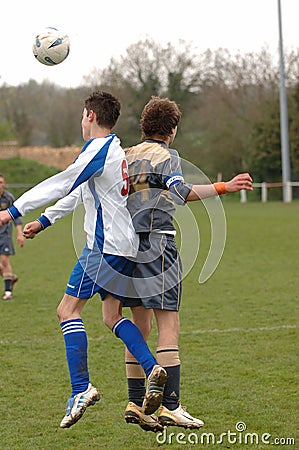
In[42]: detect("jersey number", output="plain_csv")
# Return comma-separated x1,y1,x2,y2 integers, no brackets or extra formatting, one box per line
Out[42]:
121,159,129,196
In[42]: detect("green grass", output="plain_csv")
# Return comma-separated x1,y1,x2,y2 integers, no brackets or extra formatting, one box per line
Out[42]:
0,158,59,197
0,200,298,449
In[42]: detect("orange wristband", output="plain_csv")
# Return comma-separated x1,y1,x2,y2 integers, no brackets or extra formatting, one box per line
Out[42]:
214,182,227,195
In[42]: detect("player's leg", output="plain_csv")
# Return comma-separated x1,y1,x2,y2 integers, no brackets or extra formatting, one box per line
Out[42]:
154,309,180,409
102,295,166,399
132,233,204,429
0,259,19,291
1,254,13,300
125,306,153,407
57,294,100,428
98,250,167,415
154,309,204,428
124,306,164,432
57,293,90,397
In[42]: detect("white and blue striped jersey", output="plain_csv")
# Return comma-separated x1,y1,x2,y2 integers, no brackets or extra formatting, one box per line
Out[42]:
8,135,138,257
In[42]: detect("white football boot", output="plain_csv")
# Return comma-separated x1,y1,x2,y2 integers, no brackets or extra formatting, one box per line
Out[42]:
60,383,100,428
158,404,204,428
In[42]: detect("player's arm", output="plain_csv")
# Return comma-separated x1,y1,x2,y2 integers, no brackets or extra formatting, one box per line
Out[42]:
4,136,113,223
159,150,192,205
161,150,253,203
15,223,25,247
0,209,11,225
23,187,82,239
0,192,16,226
0,207,25,245
186,173,253,201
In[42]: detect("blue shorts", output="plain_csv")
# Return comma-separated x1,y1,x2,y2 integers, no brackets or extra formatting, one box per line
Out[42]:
66,245,135,301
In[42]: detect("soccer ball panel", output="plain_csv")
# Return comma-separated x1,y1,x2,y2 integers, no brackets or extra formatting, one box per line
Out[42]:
33,27,70,66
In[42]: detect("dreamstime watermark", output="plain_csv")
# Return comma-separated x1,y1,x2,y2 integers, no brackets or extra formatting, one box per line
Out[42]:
71,157,227,298
156,421,296,446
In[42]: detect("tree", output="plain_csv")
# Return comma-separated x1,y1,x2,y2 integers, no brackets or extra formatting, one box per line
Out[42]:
0,120,15,142
47,88,86,147
83,39,203,147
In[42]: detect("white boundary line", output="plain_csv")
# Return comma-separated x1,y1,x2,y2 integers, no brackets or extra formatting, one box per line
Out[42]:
0,325,297,346
179,324,297,335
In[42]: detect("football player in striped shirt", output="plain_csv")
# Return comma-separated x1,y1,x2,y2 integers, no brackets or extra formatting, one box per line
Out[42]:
0,91,167,428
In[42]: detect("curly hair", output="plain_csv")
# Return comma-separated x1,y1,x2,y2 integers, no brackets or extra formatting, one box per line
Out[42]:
141,96,182,141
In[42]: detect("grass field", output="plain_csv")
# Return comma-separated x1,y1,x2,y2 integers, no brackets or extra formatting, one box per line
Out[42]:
0,201,298,450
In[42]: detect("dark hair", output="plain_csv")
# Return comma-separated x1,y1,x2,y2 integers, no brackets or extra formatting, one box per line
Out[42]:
140,96,182,140
0,173,5,179
85,91,121,129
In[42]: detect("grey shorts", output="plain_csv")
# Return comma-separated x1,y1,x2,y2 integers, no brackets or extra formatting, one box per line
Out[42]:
124,232,182,311
0,235,15,255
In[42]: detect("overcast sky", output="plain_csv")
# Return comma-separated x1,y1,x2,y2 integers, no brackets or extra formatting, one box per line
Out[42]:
1,0,298,87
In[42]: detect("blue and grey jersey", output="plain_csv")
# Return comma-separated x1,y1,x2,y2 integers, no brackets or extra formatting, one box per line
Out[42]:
0,190,22,236
125,139,192,233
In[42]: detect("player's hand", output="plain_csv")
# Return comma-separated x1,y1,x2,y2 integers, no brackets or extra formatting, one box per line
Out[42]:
17,234,25,247
23,221,42,239
0,210,12,226
225,173,253,193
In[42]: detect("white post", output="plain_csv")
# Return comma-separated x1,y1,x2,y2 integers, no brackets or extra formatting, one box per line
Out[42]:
261,182,267,202
278,0,292,202
240,190,247,203
285,181,292,202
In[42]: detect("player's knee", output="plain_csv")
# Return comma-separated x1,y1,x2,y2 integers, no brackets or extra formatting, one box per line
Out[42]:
131,307,153,339
140,319,152,339
102,312,117,331
56,298,69,322
1,259,10,270
102,315,110,329
56,303,64,322
102,307,123,331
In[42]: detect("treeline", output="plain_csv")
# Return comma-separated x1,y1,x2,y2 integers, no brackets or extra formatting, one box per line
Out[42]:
1,39,299,182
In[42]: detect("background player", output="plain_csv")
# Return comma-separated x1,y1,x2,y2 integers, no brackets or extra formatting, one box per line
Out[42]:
0,173,24,300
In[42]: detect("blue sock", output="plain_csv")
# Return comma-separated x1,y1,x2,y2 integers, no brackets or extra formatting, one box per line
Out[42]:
60,318,90,397
112,318,156,377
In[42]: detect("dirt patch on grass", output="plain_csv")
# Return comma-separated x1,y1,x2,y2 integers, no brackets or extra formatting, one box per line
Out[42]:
0,146,81,170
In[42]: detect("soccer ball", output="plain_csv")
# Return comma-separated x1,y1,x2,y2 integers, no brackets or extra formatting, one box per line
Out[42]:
32,27,70,66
